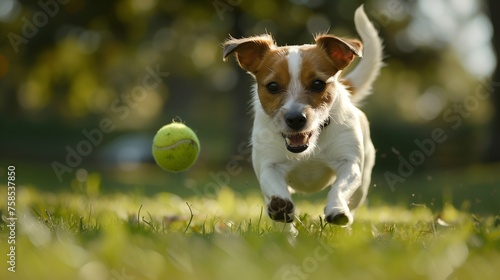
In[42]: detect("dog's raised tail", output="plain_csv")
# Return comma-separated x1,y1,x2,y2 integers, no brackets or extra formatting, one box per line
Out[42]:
344,5,383,105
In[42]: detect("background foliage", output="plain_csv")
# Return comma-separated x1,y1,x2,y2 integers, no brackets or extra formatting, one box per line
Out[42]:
0,0,499,278
0,0,498,218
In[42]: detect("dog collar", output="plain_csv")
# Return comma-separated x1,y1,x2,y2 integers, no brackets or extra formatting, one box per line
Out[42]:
320,116,331,130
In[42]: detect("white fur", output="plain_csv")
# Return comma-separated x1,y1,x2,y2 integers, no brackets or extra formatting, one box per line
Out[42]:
287,47,302,85
345,5,384,105
251,5,381,226
282,47,305,123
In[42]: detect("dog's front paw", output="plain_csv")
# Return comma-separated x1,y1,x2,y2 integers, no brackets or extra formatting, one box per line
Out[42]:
325,213,350,226
267,196,294,223
325,208,353,227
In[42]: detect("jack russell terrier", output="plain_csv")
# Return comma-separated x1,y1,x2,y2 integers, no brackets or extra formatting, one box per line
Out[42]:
223,5,382,226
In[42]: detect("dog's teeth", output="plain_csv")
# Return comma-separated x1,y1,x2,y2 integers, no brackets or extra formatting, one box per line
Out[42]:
283,133,312,147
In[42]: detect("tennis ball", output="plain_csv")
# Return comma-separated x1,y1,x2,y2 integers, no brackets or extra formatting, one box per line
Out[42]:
152,122,200,172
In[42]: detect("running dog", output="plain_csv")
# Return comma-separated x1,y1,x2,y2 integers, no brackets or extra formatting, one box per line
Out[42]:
223,5,382,226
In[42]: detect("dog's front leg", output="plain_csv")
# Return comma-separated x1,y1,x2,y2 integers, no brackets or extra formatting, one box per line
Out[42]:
256,164,295,223
324,161,362,226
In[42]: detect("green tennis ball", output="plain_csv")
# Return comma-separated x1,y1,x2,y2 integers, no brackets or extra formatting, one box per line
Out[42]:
152,122,200,172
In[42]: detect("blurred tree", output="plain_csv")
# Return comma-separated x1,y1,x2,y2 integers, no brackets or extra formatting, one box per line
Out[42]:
486,0,500,162
0,0,498,172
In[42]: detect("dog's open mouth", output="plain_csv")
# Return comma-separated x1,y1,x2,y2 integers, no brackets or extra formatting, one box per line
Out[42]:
282,132,312,153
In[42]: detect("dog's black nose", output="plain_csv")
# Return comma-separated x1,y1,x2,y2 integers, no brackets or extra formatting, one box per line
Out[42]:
285,111,307,130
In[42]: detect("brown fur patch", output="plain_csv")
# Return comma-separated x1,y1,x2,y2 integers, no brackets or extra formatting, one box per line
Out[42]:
254,48,291,116
299,46,337,109
315,35,362,70
224,34,361,117
255,45,339,115
223,35,275,73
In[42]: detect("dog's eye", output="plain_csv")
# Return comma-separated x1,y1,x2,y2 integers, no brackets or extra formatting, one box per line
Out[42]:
311,80,326,92
266,82,280,94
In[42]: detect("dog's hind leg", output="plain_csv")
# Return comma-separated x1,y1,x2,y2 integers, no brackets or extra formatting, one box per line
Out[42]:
347,116,376,210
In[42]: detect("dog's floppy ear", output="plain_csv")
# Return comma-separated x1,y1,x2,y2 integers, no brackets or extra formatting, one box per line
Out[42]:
315,35,363,70
223,34,275,73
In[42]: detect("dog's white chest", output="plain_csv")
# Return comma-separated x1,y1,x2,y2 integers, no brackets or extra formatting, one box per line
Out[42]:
285,160,336,193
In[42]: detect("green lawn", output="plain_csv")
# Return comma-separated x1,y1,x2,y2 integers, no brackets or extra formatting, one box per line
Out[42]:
1,183,499,280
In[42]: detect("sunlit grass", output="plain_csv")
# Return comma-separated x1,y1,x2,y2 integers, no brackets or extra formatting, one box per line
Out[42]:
0,185,499,280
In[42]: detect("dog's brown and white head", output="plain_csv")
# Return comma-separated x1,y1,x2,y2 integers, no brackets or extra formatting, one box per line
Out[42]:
223,34,362,155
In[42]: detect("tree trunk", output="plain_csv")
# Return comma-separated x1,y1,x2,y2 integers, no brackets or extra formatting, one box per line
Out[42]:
485,0,500,162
